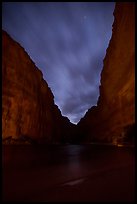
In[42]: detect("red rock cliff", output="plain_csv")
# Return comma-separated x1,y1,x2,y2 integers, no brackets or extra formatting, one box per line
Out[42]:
2,30,71,144
78,2,135,144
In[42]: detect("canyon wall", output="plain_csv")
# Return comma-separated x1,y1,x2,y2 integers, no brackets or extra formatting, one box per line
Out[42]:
2,30,71,144
78,2,135,144
2,2,135,145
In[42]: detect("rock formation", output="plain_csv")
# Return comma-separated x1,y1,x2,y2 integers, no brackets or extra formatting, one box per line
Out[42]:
78,2,135,144
2,3,135,145
2,30,72,144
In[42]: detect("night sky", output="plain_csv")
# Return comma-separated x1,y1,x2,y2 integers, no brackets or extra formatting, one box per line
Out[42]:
2,2,115,124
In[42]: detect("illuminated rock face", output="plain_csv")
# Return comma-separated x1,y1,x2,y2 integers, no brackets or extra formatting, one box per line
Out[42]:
78,3,135,143
2,31,71,144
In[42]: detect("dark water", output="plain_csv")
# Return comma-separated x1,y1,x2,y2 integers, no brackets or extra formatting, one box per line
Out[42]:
2,144,135,202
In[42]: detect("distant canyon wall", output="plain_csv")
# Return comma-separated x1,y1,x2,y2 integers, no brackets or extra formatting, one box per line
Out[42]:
78,2,135,144
2,30,71,144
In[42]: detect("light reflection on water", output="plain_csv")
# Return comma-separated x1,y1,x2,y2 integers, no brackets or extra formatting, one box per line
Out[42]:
3,144,134,172
2,144,135,202
65,145,84,175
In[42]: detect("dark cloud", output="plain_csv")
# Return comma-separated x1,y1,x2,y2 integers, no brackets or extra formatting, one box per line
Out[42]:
2,2,115,124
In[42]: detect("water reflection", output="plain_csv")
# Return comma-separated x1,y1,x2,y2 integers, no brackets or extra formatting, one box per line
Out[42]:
3,144,135,202
65,145,85,176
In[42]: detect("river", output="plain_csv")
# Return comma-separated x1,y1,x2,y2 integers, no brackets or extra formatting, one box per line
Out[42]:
2,144,135,202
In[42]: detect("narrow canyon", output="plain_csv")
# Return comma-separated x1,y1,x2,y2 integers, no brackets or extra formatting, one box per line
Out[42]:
2,2,135,202
2,2,135,145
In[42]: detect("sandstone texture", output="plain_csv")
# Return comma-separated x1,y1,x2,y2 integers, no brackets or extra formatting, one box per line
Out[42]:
78,3,135,144
2,31,72,144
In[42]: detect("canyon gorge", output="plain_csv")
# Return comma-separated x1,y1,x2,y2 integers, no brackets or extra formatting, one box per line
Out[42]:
2,2,135,145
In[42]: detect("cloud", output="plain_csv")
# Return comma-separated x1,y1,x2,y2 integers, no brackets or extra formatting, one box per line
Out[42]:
2,2,115,124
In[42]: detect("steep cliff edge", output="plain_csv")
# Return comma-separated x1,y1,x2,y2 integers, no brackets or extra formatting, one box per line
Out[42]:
78,2,135,144
2,30,72,144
